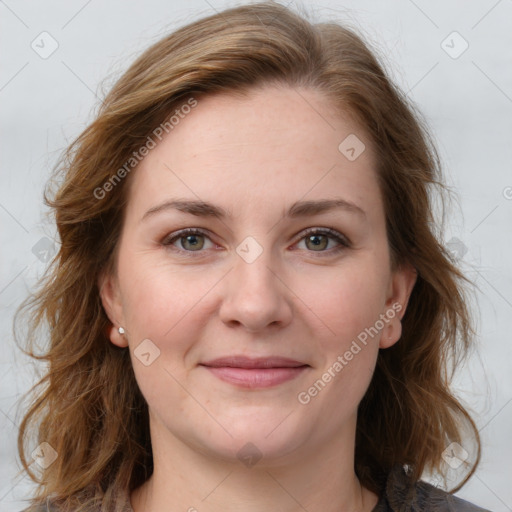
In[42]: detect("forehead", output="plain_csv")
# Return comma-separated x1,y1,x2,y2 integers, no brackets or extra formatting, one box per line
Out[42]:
125,85,382,223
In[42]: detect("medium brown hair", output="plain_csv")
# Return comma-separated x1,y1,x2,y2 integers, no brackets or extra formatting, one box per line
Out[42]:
16,2,481,510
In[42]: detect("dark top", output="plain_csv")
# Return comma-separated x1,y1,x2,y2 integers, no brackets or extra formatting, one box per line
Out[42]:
371,464,491,511
23,464,492,511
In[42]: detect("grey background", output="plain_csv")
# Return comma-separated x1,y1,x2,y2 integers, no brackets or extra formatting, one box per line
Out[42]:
1,0,511,511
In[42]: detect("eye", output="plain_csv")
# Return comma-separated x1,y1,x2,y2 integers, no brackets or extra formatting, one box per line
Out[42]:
162,228,215,255
162,227,350,257
295,227,350,255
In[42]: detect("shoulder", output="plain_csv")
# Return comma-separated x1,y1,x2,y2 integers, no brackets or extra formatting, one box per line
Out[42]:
373,464,493,512
412,480,492,511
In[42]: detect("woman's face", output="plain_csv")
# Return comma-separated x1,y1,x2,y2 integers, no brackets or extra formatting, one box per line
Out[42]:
100,85,416,464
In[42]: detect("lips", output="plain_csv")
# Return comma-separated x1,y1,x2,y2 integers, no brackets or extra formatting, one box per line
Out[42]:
200,356,310,389
200,356,308,369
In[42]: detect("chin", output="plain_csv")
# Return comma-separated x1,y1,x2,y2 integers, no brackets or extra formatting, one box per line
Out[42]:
196,415,311,467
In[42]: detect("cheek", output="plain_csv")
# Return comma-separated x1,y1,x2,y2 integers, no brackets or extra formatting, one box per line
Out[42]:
300,258,389,343
118,247,206,336
119,259,209,416
299,288,382,426
299,260,387,398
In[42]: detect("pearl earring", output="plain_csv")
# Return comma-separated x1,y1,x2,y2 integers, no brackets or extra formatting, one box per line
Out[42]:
118,327,125,335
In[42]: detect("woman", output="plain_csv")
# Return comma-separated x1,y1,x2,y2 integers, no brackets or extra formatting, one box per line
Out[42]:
16,2,491,511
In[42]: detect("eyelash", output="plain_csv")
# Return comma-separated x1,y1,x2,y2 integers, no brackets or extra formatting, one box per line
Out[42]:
161,227,351,258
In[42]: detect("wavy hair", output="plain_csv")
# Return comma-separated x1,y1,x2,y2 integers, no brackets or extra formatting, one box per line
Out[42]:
16,1,480,510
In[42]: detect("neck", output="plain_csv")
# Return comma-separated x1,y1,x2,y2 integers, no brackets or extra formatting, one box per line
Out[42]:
131,414,378,512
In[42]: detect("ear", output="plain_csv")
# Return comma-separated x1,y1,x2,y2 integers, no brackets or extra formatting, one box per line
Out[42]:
379,263,417,349
98,269,128,348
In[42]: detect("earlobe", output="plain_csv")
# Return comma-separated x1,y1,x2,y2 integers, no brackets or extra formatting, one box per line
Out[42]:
380,263,417,349
380,321,403,349
98,270,128,348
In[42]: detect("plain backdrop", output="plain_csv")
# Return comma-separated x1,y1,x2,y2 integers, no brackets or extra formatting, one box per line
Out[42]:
1,1,511,511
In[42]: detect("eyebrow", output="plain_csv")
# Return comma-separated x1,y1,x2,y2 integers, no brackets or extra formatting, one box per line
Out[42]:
141,197,366,222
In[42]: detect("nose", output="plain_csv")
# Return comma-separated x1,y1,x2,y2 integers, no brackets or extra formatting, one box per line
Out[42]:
218,244,293,333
